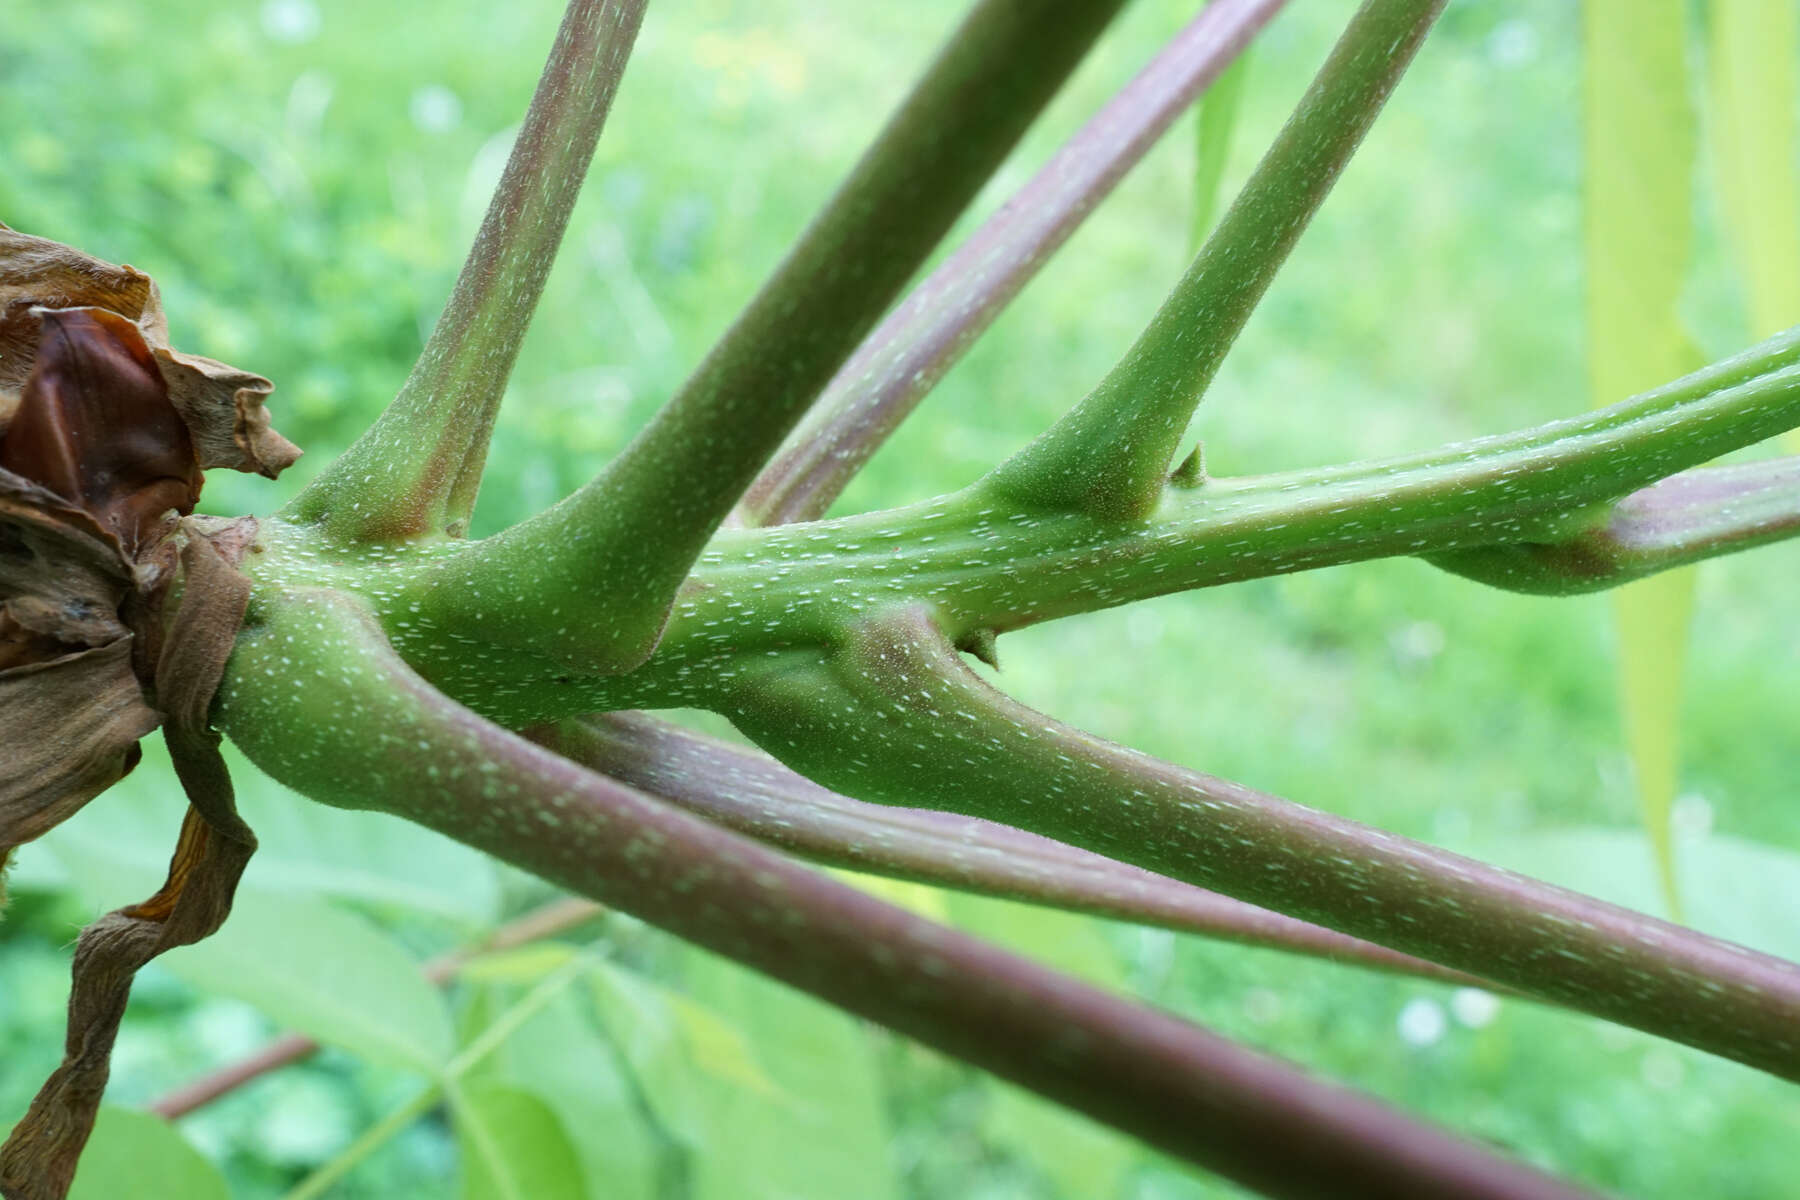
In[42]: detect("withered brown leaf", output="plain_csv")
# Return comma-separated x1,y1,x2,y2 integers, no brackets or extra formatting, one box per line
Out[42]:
1,308,204,555
0,227,286,1199
0,225,300,478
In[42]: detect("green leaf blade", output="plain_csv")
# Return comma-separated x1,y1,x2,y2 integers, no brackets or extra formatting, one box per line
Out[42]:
1191,52,1249,250
67,1108,229,1200
44,814,457,1073
164,895,456,1074
1583,0,1700,917
1708,0,1800,452
458,984,660,1200
453,1080,589,1200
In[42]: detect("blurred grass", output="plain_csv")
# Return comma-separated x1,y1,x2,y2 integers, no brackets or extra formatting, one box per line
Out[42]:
4,1,1799,1197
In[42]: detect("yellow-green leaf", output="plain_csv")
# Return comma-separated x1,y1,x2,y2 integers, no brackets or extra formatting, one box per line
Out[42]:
1583,0,1698,916
457,943,582,985
1709,0,1800,452
1191,52,1249,251
453,1081,588,1200
67,1108,228,1200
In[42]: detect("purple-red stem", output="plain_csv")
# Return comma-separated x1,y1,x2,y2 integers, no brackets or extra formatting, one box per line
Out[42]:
532,711,1492,988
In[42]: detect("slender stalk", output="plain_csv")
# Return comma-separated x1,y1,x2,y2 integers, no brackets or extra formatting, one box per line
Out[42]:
443,954,591,1077
721,604,1800,1081
282,1086,440,1200
988,0,1446,520
1431,457,1800,593
148,898,603,1120
531,711,1490,987
216,592,1598,1200
280,956,589,1200
287,0,646,542
411,0,1130,672
737,0,1290,527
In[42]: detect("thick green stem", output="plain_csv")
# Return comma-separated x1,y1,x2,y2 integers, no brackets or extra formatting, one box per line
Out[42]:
264,324,1800,726
530,711,1488,986
1431,456,1800,593
988,0,1446,519
414,0,1129,672
737,0,1289,527
216,591,1595,1200
721,605,1800,1082
287,0,646,541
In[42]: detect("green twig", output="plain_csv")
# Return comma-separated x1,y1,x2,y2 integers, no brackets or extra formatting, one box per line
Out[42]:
1431,456,1800,593
736,0,1288,527
411,0,1130,672
247,323,1800,724
282,1086,440,1200
721,604,1800,1081
530,711,1489,987
987,0,1446,519
288,0,646,542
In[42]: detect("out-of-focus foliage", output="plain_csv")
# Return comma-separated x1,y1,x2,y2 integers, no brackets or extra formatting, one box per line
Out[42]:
3,2,1798,1197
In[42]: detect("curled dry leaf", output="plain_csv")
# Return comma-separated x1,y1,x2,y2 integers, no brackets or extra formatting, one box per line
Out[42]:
0,227,297,861
1,308,204,555
0,224,300,478
0,538,256,1200
0,302,199,866
0,227,289,1198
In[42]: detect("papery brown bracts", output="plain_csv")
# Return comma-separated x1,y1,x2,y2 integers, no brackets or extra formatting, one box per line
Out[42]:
0,228,295,1200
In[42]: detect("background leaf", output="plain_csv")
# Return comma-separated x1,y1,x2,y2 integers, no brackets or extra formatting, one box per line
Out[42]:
47,832,456,1073
682,950,901,1200
166,895,457,1075
586,959,785,1149
41,739,502,924
1583,0,1701,916
459,985,661,1200
1190,53,1248,250
66,1107,229,1200
947,893,1135,1199
452,1080,588,1200
1709,0,1800,428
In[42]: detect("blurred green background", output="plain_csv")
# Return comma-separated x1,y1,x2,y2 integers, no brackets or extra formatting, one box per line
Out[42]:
4,1,1799,1196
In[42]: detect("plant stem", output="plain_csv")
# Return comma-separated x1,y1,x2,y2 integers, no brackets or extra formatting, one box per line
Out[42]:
1430,456,1800,593
737,0,1289,527
988,0,1446,520
531,711,1490,986
442,953,591,1078
282,1085,440,1200
217,592,1598,1200
256,323,1800,725
412,0,1131,672
720,604,1800,1082
287,0,645,542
